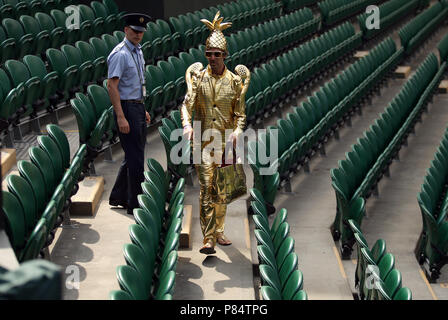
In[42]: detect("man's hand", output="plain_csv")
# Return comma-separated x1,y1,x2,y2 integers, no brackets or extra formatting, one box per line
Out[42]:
117,115,130,134
183,124,193,140
145,111,151,124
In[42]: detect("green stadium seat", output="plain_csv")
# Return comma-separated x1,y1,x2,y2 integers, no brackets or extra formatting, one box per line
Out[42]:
123,243,154,294
154,270,175,299
46,124,71,169
116,265,149,300
91,0,118,33
79,4,104,38
37,135,63,181
61,44,95,87
393,287,412,300
19,15,50,55
4,59,41,117
109,290,133,300
19,217,47,261
2,190,26,257
46,48,79,101
23,54,59,110
50,9,79,44
6,174,37,233
281,269,303,300
75,40,106,82
0,25,16,63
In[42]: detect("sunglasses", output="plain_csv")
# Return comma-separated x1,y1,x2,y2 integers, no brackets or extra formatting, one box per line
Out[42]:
205,51,224,58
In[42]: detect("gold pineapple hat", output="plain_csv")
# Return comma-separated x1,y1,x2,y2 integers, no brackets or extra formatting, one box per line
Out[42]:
201,11,232,53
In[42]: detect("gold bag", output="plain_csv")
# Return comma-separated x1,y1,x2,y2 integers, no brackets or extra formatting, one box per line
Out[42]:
213,147,247,204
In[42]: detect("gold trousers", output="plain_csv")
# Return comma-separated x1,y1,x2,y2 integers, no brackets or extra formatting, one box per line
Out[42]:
196,163,227,245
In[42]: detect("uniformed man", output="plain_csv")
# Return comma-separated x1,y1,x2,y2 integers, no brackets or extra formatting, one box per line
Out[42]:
181,12,250,254
107,13,152,215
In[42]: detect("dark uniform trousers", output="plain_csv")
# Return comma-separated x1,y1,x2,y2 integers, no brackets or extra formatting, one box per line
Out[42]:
110,101,146,211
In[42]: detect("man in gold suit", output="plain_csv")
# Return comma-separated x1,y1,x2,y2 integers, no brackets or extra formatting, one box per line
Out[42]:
181,12,250,254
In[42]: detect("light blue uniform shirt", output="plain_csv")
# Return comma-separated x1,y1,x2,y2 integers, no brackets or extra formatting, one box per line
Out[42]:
107,38,145,100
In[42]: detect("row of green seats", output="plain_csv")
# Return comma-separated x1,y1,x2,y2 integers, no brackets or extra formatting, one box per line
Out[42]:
226,7,320,69
71,84,116,170
318,0,381,26
111,159,185,300
169,0,282,50
249,37,402,191
349,220,412,300
331,51,446,258
0,33,118,147
158,111,193,184
250,189,307,300
415,128,448,282
2,124,87,262
246,24,361,203
245,21,362,125
399,0,448,55
140,19,182,63
358,0,420,40
0,0,71,20
0,0,124,62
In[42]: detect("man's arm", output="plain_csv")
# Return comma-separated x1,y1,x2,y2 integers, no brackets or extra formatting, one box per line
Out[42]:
107,77,130,134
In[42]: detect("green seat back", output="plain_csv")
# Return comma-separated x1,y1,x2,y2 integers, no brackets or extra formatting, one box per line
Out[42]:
4,60,31,86
87,84,111,118
89,37,109,58
2,191,26,252
281,269,303,300
123,243,154,294
37,135,63,180
261,285,282,300
6,174,37,232
35,12,56,30
2,18,26,40
134,205,160,243
20,218,47,261
29,146,56,192
91,1,109,18
110,290,133,300
155,270,176,299
393,287,412,300
46,124,71,169
23,55,48,81
17,160,47,210
75,41,97,62
61,44,83,67
259,264,282,293
128,224,157,259
19,15,43,36
116,265,148,300
50,9,68,28
46,48,69,75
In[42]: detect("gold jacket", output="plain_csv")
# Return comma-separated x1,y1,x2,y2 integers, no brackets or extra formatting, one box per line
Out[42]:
181,64,249,155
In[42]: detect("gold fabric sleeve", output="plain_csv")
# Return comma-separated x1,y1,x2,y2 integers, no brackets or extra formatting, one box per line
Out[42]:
181,62,203,128
233,65,250,136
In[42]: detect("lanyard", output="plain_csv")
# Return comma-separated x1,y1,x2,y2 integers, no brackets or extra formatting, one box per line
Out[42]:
124,42,145,97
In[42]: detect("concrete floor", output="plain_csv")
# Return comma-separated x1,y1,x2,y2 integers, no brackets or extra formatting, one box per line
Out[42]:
2,2,448,300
